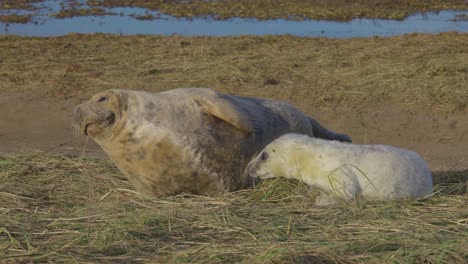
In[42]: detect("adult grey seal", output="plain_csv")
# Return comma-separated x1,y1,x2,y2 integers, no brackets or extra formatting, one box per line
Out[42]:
73,88,351,196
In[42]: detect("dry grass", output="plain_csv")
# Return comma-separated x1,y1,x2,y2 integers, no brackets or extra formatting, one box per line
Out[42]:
1,0,468,21
0,0,42,11
51,7,113,18
0,153,467,263
453,14,468,21
0,33,467,111
0,14,32,24
88,0,468,20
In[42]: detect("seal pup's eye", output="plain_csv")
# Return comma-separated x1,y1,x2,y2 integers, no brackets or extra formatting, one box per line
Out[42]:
260,151,269,161
98,96,108,103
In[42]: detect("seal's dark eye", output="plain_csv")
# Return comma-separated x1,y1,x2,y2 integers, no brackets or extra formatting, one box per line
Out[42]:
98,96,108,103
260,151,269,161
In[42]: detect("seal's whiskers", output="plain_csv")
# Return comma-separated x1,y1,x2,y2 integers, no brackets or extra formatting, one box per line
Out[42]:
79,136,89,163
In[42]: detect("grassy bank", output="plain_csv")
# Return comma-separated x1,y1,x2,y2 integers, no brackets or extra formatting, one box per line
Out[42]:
1,33,467,111
2,0,467,22
0,153,467,263
89,0,468,21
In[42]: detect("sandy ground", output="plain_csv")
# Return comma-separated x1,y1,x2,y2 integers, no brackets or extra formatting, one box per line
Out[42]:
0,94,105,157
1,92,467,172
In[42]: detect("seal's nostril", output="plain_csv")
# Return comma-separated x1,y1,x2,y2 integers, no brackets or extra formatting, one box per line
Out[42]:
73,106,81,120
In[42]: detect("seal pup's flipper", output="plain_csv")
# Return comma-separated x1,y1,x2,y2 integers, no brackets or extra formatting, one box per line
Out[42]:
192,92,255,133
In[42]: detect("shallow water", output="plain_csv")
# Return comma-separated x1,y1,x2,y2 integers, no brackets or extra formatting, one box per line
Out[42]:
0,0,467,38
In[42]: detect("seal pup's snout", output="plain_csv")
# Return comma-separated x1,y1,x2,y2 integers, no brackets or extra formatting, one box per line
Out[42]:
244,150,277,182
244,151,267,179
244,162,256,178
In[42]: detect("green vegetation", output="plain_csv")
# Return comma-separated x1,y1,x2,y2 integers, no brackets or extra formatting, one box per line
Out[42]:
0,153,466,262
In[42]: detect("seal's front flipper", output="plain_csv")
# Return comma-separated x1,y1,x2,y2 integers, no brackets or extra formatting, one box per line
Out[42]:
193,91,255,133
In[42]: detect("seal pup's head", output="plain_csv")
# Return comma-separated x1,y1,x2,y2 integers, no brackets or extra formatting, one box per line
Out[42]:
73,90,127,140
244,133,314,182
244,135,292,181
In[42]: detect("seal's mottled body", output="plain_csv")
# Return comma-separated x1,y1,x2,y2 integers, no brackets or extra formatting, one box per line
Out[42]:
73,88,351,196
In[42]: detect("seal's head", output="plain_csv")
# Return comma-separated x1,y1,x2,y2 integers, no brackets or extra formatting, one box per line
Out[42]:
245,150,273,180
244,139,287,180
73,90,125,140
244,134,306,181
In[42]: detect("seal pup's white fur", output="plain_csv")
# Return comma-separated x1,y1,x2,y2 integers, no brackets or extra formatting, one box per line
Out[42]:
245,133,433,205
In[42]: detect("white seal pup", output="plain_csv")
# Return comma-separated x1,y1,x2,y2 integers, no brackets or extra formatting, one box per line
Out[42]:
245,133,433,205
73,88,351,197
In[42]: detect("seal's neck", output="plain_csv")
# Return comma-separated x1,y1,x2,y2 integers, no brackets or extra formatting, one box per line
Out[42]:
281,147,322,186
